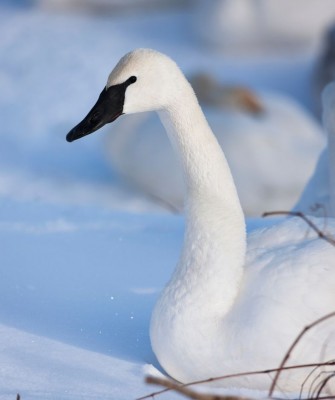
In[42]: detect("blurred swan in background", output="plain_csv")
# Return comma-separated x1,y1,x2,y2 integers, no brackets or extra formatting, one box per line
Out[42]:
193,0,335,53
294,82,335,217
314,24,335,116
105,72,325,216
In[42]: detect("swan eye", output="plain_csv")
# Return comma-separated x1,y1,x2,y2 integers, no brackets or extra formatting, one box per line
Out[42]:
128,76,137,84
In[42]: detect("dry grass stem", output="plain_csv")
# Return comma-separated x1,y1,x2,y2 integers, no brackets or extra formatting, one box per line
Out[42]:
298,397,335,400
315,374,335,398
145,376,252,400
262,211,335,246
301,366,333,397
268,312,335,396
138,362,335,400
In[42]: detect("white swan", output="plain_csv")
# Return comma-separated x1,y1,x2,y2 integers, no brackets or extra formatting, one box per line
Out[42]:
193,0,335,52
294,82,335,217
106,73,324,216
67,49,335,391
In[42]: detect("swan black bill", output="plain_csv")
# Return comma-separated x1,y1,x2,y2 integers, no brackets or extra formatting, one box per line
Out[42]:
66,84,126,143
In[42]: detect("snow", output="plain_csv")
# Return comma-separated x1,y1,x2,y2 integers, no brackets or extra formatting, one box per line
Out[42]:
0,2,332,399
0,323,148,400
0,200,183,399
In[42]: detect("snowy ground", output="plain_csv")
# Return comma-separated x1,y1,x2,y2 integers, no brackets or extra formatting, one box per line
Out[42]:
0,199,184,399
0,3,330,399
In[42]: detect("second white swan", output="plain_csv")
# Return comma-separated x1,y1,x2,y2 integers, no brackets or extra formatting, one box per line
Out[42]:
295,81,335,217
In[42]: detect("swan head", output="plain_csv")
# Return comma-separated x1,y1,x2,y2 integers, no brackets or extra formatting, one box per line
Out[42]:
66,48,187,142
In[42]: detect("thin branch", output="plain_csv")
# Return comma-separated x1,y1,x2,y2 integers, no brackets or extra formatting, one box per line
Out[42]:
146,376,200,400
262,211,335,246
268,312,335,396
301,365,319,399
292,397,335,400
145,377,335,400
145,376,251,400
137,386,170,399
315,373,335,399
308,371,334,399
138,362,335,400
301,366,333,399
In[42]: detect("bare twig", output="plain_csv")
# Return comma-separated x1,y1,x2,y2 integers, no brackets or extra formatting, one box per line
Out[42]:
262,211,335,246
315,373,335,399
268,312,335,396
138,361,335,400
145,376,251,400
300,365,333,399
307,370,334,399
145,376,335,400
297,397,335,400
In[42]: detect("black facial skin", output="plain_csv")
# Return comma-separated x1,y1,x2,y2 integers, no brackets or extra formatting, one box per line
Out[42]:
66,76,137,142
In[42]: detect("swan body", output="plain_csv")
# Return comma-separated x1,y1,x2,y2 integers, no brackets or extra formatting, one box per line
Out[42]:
294,82,335,217
106,77,324,215
67,49,335,391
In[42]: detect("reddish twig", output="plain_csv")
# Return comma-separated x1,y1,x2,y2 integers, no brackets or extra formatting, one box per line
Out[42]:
296,397,335,400
138,361,335,400
262,211,335,247
145,376,251,400
144,375,335,400
315,373,335,399
300,365,333,398
268,312,335,396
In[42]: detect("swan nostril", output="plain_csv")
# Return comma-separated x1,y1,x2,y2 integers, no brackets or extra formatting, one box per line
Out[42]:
90,111,100,123
128,76,137,84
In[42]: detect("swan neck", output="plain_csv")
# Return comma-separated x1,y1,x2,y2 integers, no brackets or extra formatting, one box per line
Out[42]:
157,86,246,309
159,97,242,210
151,86,246,378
